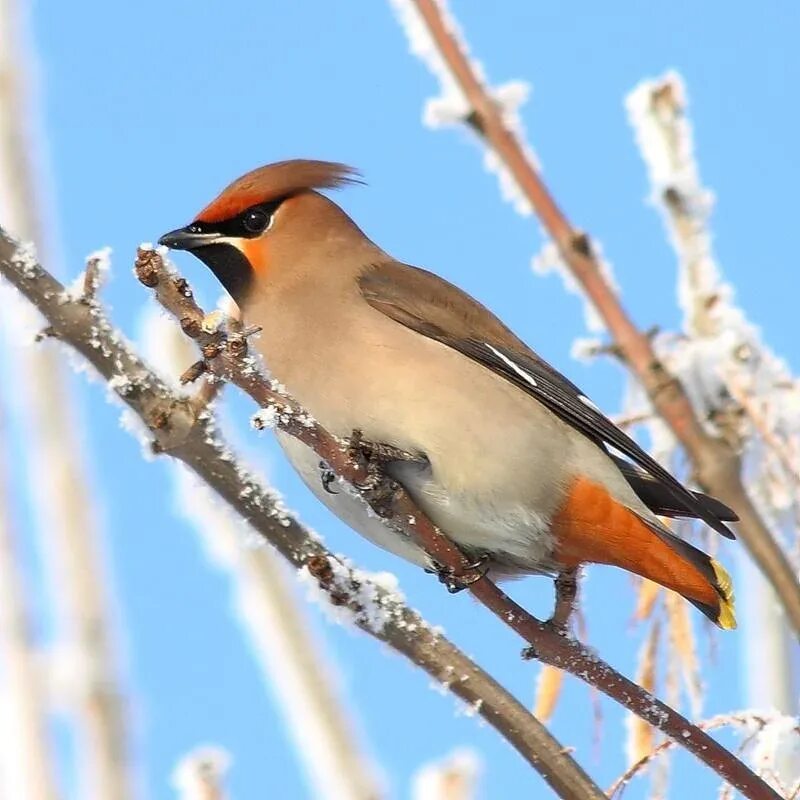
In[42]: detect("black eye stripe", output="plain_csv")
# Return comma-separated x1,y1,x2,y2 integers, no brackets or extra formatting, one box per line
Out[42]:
193,197,286,239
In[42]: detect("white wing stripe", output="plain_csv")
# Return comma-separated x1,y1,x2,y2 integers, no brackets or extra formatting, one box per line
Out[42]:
484,343,538,388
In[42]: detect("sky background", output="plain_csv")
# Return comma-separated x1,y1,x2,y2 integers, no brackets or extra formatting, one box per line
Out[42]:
6,0,798,797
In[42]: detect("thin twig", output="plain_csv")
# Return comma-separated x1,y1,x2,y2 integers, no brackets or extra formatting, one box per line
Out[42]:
608,711,799,798
0,230,604,800
135,246,779,800
726,373,800,491
404,0,800,639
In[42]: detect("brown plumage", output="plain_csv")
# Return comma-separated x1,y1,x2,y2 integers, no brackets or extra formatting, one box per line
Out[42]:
159,158,738,629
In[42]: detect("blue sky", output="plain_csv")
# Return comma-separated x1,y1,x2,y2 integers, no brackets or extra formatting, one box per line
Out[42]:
16,1,799,797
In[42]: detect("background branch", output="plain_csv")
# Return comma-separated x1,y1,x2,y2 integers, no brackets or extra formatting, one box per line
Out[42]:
0,409,59,800
0,1,133,796
0,229,605,800
404,0,800,639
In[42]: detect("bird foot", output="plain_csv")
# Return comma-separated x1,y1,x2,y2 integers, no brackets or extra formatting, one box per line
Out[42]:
346,430,404,517
428,554,490,593
318,461,339,494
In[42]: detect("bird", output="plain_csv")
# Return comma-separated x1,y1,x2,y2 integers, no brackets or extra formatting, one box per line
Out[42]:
159,159,737,629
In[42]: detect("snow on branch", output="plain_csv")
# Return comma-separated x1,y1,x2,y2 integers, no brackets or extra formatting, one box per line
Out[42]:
626,72,800,552
609,711,800,799
0,228,601,800
389,0,537,215
412,747,481,800
172,746,230,800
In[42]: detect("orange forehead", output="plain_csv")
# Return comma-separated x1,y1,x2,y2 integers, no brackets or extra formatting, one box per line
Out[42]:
193,159,361,224
195,183,273,224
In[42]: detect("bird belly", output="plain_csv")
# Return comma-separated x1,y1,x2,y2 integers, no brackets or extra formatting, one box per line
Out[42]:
276,430,559,577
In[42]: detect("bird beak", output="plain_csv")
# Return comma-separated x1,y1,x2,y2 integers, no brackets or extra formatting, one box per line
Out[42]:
158,226,222,251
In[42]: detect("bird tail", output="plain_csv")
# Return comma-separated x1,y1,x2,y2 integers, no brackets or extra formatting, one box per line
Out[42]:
634,512,737,630
551,476,736,629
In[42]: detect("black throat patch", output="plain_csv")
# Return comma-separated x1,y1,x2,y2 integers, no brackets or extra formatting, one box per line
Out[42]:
192,243,254,303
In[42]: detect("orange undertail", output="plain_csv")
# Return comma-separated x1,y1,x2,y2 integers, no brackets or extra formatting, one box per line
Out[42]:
552,476,736,629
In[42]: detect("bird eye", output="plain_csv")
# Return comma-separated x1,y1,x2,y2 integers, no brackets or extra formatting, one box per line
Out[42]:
242,209,270,234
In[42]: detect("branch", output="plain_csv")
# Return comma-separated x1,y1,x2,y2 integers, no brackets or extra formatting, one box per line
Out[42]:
402,0,800,639
135,245,779,800
0,230,604,800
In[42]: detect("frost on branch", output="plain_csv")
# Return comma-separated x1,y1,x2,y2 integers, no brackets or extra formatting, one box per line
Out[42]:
298,557,407,635
412,747,481,800
625,71,800,550
389,0,537,215
171,746,231,800
611,710,800,798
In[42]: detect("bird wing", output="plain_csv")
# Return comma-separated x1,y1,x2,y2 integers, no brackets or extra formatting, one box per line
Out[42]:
358,260,736,539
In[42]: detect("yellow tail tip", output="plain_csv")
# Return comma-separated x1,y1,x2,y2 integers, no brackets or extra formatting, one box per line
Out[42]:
711,559,737,630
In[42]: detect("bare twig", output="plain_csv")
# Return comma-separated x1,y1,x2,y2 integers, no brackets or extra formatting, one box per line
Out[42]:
401,0,800,638
609,711,800,798
0,230,604,800
726,373,800,491
135,245,779,800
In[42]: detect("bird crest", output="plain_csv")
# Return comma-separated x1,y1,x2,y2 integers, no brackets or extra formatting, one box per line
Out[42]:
195,159,362,223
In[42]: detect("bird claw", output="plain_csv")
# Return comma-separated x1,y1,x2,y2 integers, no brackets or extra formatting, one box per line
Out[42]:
429,554,490,593
318,462,339,494
346,430,406,517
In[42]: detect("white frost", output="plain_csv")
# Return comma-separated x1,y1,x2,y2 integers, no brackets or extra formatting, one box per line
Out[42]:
297,557,406,635
412,747,481,800
389,0,537,215
171,746,231,799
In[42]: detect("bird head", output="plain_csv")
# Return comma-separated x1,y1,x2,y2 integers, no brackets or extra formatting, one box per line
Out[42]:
159,159,363,302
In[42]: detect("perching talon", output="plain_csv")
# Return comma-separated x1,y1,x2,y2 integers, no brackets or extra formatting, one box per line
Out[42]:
432,554,490,593
319,461,338,494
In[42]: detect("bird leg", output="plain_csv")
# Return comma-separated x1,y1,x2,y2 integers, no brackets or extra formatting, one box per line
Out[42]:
427,554,491,594
546,567,579,634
